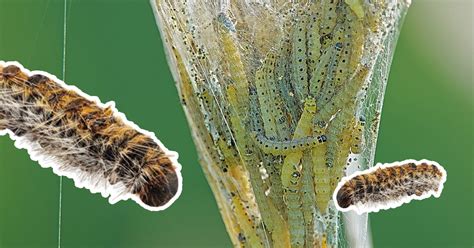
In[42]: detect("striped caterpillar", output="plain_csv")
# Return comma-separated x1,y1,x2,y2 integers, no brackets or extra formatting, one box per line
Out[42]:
218,17,250,115
306,4,322,73
291,9,309,101
334,159,447,214
0,61,182,211
255,54,279,138
252,132,327,156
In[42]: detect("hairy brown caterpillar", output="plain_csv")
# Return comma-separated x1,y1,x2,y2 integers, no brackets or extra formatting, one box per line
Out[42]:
0,61,182,211
334,159,447,214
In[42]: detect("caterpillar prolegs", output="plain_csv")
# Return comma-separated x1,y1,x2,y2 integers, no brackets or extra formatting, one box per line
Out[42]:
334,159,447,214
0,61,182,211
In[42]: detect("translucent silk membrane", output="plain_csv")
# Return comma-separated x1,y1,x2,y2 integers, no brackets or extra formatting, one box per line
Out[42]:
151,0,410,247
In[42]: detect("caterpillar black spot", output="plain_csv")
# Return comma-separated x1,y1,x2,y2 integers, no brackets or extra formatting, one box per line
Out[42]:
0,61,182,211
334,159,447,214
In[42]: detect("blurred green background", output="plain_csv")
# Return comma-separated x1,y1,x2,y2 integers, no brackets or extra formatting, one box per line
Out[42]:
0,0,472,247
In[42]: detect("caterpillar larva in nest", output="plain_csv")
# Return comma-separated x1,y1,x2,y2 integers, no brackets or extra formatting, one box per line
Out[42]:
0,61,182,211
334,159,447,214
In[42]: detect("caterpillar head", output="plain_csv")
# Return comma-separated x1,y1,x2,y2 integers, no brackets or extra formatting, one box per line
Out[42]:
336,185,354,209
134,156,180,209
1,65,21,80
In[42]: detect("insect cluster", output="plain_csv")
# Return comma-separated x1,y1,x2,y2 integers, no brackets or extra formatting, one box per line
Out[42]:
152,0,410,247
0,62,182,211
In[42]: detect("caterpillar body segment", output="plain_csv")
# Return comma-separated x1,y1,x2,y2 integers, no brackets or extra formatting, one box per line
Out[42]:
243,155,281,248
329,122,353,192
286,169,305,248
0,62,182,211
255,70,277,136
230,192,264,248
264,156,286,217
219,25,250,116
265,195,291,248
319,0,340,38
252,132,327,156
272,96,291,140
255,55,279,139
331,23,347,48
263,52,291,139
261,52,290,140
333,43,351,89
228,159,257,210
348,17,367,74
316,42,343,107
325,103,355,168
306,4,322,73
332,15,355,88
197,88,221,140
309,43,341,98
301,152,317,247
312,144,331,213
350,117,365,153
334,160,447,214
321,205,341,247
281,151,304,191
226,85,253,155
291,10,309,101
275,38,301,129
224,143,266,244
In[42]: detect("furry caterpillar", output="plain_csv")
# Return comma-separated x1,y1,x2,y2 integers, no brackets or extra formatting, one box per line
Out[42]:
334,159,447,214
0,61,182,211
